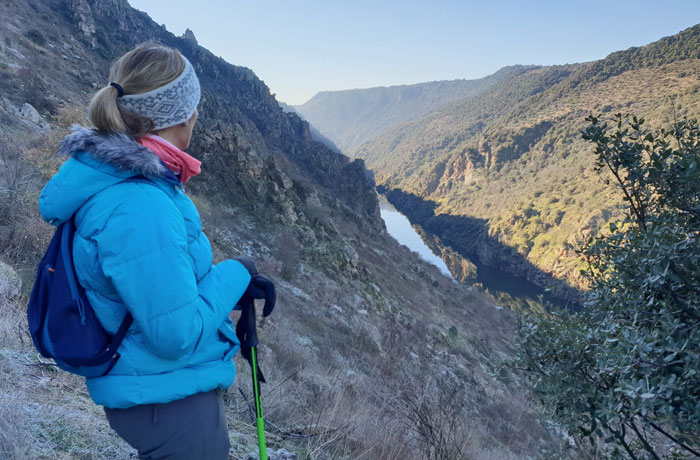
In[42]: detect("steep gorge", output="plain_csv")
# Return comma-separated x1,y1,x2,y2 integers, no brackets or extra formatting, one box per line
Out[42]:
303,25,700,297
0,1,560,458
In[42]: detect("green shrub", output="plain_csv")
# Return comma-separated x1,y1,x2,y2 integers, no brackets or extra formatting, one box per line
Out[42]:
516,114,700,459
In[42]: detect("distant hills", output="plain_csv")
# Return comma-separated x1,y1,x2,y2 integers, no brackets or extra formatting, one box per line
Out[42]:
294,65,535,152
298,24,700,293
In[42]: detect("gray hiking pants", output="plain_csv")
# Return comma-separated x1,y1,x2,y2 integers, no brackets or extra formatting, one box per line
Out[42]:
103,389,230,460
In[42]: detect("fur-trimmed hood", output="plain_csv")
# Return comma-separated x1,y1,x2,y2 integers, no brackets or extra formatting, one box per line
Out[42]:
57,124,172,178
40,124,179,225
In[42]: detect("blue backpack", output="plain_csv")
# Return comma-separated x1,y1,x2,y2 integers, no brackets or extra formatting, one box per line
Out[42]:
27,216,133,377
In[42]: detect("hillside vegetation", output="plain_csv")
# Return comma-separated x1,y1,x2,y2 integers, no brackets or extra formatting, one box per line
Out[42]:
347,25,700,293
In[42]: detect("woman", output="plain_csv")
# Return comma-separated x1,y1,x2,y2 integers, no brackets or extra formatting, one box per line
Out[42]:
39,42,252,459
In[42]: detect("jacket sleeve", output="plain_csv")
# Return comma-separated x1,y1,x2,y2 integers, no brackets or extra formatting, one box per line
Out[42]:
94,184,251,360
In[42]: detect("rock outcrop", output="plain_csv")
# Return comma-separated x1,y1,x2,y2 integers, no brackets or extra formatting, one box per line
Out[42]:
181,28,198,46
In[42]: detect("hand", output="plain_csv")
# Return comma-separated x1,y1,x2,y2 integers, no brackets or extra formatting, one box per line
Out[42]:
238,268,277,316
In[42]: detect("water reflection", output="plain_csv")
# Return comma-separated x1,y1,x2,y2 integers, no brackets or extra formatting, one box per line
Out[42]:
380,198,572,311
380,201,454,280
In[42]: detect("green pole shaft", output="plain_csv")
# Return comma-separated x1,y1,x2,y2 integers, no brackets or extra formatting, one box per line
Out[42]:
250,346,267,460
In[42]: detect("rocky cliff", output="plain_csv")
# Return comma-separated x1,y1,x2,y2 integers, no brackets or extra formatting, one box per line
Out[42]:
2,0,382,235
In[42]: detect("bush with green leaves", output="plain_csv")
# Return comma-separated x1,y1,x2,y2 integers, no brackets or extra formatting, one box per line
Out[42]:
516,113,700,459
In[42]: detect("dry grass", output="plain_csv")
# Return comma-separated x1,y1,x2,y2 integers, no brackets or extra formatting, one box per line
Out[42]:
0,293,135,459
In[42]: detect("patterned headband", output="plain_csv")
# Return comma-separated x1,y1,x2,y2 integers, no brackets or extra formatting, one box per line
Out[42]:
116,55,201,131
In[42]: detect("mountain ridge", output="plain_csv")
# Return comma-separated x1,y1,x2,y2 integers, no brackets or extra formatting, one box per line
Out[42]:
294,65,536,152
303,23,700,295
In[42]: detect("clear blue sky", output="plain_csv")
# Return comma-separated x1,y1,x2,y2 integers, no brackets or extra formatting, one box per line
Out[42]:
128,0,700,105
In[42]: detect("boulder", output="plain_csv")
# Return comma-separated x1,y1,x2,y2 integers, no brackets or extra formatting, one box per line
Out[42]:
19,103,41,123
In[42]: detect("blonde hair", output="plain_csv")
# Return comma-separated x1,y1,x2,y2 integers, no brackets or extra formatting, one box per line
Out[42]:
88,42,186,137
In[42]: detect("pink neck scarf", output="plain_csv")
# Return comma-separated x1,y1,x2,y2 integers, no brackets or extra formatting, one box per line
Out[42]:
138,134,202,184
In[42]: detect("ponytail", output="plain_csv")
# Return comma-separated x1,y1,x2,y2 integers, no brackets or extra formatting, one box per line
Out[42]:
87,41,184,138
88,85,128,133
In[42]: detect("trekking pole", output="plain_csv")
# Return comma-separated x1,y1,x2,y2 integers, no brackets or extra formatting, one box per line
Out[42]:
234,257,276,460
238,299,268,460
250,339,267,460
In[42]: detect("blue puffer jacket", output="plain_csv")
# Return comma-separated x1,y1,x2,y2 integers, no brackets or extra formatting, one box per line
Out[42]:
39,124,251,409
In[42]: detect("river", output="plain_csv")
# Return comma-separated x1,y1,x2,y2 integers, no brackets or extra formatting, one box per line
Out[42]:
379,198,570,310
379,201,455,280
